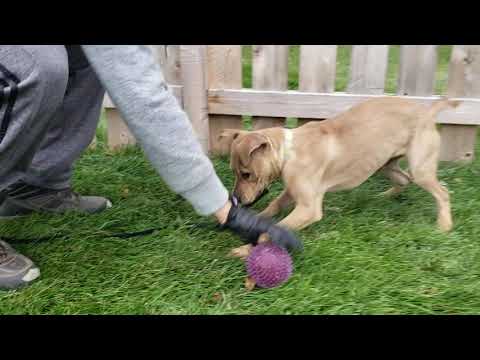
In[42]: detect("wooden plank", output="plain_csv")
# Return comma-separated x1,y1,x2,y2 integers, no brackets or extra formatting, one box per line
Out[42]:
440,45,480,162
252,45,289,129
348,45,389,94
298,45,337,126
207,88,480,125
180,45,210,153
397,45,438,96
105,108,137,151
207,45,243,155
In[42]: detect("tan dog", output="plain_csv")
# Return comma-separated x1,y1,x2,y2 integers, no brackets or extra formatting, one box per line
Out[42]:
220,98,460,259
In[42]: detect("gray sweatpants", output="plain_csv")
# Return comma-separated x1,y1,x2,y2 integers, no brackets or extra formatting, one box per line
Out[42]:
0,45,105,191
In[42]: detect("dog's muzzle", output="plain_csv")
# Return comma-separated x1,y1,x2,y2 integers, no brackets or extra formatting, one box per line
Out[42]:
242,188,269,207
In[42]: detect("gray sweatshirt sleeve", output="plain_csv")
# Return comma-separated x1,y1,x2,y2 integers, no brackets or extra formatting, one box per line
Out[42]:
81,45,228,216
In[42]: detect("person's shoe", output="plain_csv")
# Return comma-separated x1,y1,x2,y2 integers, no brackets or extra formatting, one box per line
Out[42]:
0,182,112,219
0,239,40,290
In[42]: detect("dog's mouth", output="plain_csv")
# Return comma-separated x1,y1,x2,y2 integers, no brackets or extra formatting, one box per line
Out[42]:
242,188,269,207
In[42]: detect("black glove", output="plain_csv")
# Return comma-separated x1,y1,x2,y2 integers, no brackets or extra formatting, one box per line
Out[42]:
221,196,303,252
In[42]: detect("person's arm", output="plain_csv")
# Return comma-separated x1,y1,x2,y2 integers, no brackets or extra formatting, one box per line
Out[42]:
82,45,301,251
82,45,228,216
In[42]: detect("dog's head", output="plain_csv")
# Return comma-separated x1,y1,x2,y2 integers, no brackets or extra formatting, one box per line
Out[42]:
218,129,281,205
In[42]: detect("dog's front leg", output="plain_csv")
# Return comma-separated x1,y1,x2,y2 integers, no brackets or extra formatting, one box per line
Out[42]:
259,189,293,218
276,204,322,230
276,191,325,231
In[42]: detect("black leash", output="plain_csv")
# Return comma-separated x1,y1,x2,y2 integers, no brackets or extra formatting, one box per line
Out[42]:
0,195,262,245
1,228,162,244
1,220,219,244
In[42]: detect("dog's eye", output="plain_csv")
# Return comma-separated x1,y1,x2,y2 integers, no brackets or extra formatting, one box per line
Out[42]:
241,172,251,180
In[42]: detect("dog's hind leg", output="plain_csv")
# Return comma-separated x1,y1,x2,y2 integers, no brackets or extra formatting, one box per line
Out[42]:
407,129,452,232
415,176,452,232
380,157,411,197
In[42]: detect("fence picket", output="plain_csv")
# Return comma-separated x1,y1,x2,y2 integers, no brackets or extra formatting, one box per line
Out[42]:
252,45,289,129
348,45,389,94
298,45,337,126
180,45,210,153
397,45,438,96
207,46,243,155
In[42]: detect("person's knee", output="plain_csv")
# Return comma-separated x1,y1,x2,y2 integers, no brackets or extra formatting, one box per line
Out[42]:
29,46,69,98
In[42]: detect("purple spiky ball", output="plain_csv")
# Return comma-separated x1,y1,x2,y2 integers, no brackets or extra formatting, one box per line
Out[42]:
246,243,293,288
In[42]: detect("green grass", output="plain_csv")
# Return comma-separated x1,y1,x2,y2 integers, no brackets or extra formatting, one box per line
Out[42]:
4,45,480,315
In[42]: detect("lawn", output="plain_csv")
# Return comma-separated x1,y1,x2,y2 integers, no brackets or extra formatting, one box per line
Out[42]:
3,45,480,315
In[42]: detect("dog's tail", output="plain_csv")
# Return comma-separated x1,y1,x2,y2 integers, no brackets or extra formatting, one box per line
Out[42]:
426,98,462,117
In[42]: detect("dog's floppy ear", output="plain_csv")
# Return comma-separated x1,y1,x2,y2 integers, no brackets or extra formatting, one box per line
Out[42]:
239,133,269,165
217,129,246,153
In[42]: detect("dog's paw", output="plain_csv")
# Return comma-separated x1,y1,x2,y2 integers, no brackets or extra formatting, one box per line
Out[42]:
258,232,271,244
438,218,453,233
378,186,403,198
245,276,256,291
228,244,253,260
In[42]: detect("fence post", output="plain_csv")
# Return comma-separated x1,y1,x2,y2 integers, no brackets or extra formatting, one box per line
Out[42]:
298,45,337,127
180,45,210,153
207,45,243,155
439,45,480,162
252,45,289,130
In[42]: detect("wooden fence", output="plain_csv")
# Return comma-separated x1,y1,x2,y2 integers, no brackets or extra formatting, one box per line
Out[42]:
102,45,480,162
